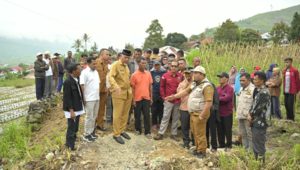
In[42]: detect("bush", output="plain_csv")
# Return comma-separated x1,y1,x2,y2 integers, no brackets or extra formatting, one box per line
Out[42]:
17,73,24,78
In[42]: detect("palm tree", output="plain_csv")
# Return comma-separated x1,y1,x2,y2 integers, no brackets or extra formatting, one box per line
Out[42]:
90,42,98,52
71,39,84,53
82,33,92,51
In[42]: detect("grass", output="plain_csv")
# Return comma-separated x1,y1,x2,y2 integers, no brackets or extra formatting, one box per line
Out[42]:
0,78,35,88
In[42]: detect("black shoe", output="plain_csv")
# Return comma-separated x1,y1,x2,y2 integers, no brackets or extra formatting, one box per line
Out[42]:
187,150,197,155
83,135,95,142
232,140,242,146
182,144,189,149
121,132,131,140
91,133,98,139
218,145,226,148
114,136,125,144
177,126,181,130
195,152,206,159
211,149,217,153
96,126,107,131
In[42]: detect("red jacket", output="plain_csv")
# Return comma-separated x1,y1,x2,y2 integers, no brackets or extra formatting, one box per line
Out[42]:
160,71,183,103
283,66,300,94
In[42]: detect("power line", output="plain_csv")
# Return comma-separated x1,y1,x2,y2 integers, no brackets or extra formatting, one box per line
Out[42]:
4,0,113,45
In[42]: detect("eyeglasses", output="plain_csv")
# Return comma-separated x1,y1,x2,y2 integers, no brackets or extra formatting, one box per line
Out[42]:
171,65,178,68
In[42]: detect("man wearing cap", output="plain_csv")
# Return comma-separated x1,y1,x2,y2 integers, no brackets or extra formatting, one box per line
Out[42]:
177,67,194,148
153,61,183,142
150,59,167,131
144,48,153,70
109,49,133,144
51,55,59,95
95,49,109,132
168,54,176,60
64,51,75,78
43,51,53,99
34,53,49,101
54,53,64,94
150,47,161,61
216,72,234,151
165,66,214,159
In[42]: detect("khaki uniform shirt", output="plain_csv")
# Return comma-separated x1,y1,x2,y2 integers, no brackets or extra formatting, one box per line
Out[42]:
108,60,132,99
96,58,108,92
236,83,255,119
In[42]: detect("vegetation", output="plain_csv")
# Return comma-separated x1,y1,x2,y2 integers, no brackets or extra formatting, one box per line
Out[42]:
0,78,34,88
71,39,84,53
240,28,262,44
288,12,300,43
214,19,240,43
165,32,187,49
82,33,92,51
143,19,165,50
125,43,135,52
269,21,289,44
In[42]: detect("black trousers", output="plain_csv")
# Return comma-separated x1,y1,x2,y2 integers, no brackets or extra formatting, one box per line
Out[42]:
35,78,45,100
151,93,164,125
180,110,195,145
206,111,218,149
66,115,80,149
284,93,296,121
134,99,151,134
217,114,233,148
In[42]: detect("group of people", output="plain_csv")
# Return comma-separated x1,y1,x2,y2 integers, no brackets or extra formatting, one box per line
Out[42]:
33,46,299,162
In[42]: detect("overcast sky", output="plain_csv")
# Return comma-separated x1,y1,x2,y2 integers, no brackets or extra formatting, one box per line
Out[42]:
0,0,299,50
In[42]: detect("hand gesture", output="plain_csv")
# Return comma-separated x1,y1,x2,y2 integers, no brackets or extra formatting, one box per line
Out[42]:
115,86,121,95
71,111,76,120
150,99,153,105
133,101,136,107
165,94,175,101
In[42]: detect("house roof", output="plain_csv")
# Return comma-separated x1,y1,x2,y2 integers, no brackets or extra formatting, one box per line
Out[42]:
28,65,34,69
200,38,213,44
12,67,23,71
0,71,3,74
158,46,188,57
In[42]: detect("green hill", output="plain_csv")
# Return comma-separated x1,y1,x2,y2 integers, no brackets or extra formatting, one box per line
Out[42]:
234,4,300,33
203,4,300,37
0,37,72,66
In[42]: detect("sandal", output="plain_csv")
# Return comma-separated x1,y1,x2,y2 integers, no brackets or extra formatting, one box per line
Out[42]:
152,125,157,131
146,134,152,139
134,131,141,135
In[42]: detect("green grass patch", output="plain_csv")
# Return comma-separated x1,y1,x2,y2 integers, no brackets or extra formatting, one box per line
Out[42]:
0,78,35,88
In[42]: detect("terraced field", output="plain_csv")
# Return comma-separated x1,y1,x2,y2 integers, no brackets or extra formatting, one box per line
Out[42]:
0,86,36,133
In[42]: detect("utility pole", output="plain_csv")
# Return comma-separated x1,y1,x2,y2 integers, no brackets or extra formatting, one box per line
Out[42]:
270,4,273,12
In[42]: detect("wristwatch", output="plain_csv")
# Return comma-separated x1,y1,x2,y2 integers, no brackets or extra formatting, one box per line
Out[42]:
199,116,204,120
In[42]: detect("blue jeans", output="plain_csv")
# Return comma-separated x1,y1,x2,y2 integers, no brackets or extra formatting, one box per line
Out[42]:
35,78,45,100
56,77,63,92
271,96,282,119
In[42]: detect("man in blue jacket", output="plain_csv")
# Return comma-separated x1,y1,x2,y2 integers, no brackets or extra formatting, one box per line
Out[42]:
150,59,167,131
54,53,65,94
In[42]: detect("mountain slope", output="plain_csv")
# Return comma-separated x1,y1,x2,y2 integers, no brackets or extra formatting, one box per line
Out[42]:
234,4,300,33
0,37,72,66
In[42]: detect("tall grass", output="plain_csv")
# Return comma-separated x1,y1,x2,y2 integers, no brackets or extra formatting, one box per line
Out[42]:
0,78,35,88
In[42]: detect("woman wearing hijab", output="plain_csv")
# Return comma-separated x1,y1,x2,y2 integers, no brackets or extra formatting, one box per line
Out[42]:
266,63,277,80
234,68,246,94
266,67,283,119
229,66,239,111
250,66,261,83
161,56,168,66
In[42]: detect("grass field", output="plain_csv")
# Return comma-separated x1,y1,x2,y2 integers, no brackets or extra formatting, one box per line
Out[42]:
0,78,35,88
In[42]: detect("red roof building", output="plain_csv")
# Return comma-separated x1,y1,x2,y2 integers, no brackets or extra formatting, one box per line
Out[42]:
12,67,23,71
200,38,213,45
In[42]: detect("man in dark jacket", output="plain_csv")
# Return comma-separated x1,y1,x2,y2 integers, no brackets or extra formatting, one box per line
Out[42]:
34,52,49,101
64,51,75,77
54,53,64,93
63,63,85,150
150,60,167,131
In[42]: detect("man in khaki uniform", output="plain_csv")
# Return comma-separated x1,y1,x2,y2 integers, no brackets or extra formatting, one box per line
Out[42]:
166,66,213,159
109,49,133,144
236,73,255,151
96,49,109,131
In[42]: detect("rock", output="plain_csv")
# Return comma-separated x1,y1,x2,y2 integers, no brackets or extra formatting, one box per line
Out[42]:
291,133,300,137
208,162,213,167
166,143,172,147
46,153,54,161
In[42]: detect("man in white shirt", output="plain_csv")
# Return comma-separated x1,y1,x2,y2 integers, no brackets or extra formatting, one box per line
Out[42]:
80,56,101,142
43,51,53,99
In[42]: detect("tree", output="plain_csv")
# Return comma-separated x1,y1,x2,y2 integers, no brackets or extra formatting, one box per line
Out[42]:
82,33,92,50
143,19,165,49
71,39,84,52
204,27,214,38
288,12,300,43
241,28,261,44
18,63,24,68
165,32,188,48
269,21,289,44
214,19,239,43
199,33,206,41
90,42,98,52
190,34,200,41
125,43,135,52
